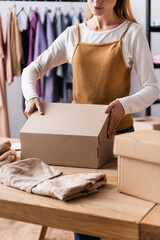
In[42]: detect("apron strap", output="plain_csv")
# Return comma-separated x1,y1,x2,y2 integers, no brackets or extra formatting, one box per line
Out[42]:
76,24,80,43
120,21,133,41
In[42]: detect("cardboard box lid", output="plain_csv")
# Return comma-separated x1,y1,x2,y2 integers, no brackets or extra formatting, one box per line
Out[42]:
114,130,160,164
20,103,109,137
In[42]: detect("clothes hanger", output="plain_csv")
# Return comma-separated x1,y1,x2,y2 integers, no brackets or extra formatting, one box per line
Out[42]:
16,7,28,17
45,7,52,13
55,0,61,13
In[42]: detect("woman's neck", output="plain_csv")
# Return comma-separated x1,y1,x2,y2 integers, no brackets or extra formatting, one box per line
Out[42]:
86,13,125,31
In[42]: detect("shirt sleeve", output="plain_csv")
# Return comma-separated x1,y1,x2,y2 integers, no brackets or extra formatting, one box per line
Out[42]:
118,25,160,115
22,28,69,103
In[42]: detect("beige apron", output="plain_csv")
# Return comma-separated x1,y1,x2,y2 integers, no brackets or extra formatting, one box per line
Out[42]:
72,22,133,131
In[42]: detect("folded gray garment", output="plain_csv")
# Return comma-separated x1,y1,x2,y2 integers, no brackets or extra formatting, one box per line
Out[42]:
0,158,62,192
0,140,11,155
0,155,16,168
0,158,107,201
32,173,107,201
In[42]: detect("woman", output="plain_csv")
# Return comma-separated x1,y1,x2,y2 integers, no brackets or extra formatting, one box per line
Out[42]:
22,0,159,139
22,0,159,239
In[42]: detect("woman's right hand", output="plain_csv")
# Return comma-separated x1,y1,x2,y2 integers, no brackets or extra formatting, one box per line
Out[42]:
25,97,44,118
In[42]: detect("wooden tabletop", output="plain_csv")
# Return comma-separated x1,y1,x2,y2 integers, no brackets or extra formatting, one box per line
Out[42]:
0,138,158,240
140,204,160,240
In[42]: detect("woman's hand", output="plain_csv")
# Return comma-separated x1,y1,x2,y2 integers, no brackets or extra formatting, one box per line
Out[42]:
25,97,44,118
104,99,125,139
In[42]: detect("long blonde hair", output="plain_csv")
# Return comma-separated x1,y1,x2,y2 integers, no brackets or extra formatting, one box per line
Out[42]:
88,0,137,23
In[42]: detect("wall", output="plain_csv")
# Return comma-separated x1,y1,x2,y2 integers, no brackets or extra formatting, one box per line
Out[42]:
1,0,160,138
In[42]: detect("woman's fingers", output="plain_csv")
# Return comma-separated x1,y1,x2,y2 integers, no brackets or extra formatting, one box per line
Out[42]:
104,100,117,113
24,98,43,118
36,100,44,115
104,100,125,138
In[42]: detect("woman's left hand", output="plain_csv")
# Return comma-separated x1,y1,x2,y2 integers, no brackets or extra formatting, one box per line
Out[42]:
104,99,125,139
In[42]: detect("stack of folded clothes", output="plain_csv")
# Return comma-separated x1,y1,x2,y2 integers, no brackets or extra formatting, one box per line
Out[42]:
0,158,107,201
0,140,17,167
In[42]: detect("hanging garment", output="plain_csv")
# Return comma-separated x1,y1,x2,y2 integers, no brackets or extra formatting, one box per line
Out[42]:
78,12,83,24
53,9,66,101
27,10,38,65
5,9,12,85
0,16,10,137
21,18,30,71
33,9,47,98
10,5,24,77
0,158,107,201
43,9,59,102
78,8,86,24
64,11,80,84
20,18,30,113
72,23,133,131
63,11,80,102
53,9,65,78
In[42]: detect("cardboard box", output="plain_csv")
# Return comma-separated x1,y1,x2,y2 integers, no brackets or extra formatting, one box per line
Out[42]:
114,130,160,203
133,116,160,131
20,103,113,168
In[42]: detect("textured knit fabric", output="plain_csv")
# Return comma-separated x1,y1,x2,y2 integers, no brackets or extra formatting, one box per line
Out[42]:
72,23,133,131
0,158,62,193
0,16,10,137
10,5,24,77
32,172,106,201
0,158,107,201
0,140,11,155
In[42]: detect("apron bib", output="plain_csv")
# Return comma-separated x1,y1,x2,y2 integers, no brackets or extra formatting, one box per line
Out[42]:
72,22,133,131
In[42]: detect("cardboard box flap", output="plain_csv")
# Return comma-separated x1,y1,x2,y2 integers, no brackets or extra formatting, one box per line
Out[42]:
114,130,160,164
20,103,109,137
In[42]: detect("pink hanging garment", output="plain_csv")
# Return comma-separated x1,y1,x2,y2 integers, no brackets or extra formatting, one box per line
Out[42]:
5,9,12,85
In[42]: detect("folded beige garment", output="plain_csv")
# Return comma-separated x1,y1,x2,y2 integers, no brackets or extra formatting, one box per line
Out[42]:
0,149,17,162
32,173,107,201
0,158,107,201
0,158,62,192
0,155,16,168
0,140,11,155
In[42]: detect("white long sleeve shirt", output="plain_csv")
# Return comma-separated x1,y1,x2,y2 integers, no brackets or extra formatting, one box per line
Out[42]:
22,20,160,115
